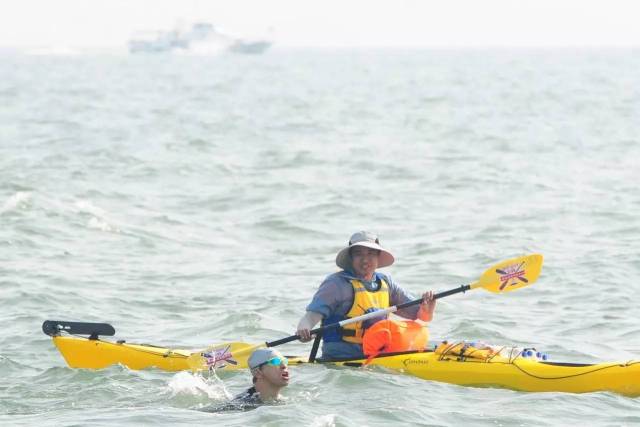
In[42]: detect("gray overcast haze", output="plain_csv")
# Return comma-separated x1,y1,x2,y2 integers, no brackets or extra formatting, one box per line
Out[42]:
2,0,640,50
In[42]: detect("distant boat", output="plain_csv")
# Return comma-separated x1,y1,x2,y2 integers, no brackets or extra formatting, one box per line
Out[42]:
228,40,271,54
128,22,271,55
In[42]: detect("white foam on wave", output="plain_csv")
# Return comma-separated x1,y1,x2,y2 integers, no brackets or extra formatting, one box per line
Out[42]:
74,200,122,233
74,200,106,217
167,371,232,400
87,216,120,232
1,192,31,214
310,414,337,427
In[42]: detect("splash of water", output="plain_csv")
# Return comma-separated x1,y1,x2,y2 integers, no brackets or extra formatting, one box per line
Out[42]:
167,371,232,400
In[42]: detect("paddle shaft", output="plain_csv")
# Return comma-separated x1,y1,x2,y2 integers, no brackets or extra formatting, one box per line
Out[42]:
266,283,472,347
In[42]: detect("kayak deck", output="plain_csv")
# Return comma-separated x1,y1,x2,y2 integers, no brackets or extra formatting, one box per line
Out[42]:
48,335,640,397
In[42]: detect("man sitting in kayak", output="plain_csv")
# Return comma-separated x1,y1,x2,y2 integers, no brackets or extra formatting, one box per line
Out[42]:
296,231,436,359
209,348,290,411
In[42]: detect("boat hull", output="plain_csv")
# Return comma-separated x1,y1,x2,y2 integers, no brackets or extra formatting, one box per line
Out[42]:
50,336,640,396
332,351,640,396
52,336,193,371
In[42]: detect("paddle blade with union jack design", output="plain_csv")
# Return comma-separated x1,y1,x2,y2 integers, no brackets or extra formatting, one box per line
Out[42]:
473,254,543,294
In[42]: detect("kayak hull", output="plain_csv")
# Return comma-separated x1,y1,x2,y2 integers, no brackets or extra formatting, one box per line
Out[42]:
52,335,193,371
49,336,640,396
332,352,640,396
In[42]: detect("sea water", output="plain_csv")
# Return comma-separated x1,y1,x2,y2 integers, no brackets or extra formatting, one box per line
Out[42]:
1,48,639,426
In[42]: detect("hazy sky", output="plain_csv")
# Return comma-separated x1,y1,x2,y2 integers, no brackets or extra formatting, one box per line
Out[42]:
2,0,640,49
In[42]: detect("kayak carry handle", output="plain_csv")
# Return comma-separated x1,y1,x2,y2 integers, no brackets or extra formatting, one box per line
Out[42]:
42,320,116,339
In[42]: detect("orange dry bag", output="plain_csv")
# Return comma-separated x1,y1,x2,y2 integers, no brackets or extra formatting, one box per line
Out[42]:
362,319,429,357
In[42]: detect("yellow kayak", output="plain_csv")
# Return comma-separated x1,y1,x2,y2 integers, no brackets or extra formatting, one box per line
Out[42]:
44,322,640,397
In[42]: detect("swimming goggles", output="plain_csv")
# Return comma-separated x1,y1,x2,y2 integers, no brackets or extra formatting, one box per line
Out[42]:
259,356,288,368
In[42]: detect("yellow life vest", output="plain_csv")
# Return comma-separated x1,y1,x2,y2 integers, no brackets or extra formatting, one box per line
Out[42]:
341,278,390,344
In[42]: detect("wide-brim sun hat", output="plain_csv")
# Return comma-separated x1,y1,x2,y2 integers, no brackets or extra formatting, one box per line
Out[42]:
335,231,395,270
248,348,284,370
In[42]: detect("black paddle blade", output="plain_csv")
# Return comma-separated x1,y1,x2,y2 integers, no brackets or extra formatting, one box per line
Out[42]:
42,320,115,338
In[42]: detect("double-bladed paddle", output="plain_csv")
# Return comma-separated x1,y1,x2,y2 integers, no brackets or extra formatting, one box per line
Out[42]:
187,253,543,371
